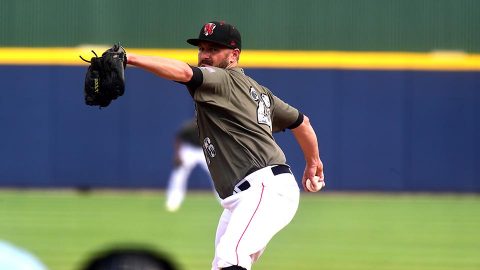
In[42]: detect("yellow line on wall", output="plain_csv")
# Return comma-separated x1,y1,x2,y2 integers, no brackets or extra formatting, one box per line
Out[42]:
244,50,480,71
0,47,479,71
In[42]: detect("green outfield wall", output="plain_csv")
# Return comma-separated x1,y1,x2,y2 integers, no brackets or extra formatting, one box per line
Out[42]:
1,0,479,52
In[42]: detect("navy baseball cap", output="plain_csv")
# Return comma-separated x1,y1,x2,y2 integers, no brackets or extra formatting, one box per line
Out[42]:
187,21,241,50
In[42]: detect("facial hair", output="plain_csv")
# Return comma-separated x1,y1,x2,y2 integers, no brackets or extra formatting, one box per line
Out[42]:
198,51,233,68
217,58,230,69
199,58,229,68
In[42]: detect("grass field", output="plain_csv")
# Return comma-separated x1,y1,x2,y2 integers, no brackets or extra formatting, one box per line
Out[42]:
0,190,479,270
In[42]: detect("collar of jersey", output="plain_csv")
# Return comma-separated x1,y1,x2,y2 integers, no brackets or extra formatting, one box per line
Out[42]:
228,67,244,74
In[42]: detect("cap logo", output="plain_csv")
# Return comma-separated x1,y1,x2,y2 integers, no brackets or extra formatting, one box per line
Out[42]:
203,23,216,36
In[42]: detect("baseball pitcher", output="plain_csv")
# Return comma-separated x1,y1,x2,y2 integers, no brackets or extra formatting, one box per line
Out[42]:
125,21,325,270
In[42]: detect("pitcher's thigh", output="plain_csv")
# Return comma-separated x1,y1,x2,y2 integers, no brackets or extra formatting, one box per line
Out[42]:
215,186,299,268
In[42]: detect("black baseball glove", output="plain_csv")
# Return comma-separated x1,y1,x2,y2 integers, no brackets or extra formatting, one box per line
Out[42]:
80,43,127,108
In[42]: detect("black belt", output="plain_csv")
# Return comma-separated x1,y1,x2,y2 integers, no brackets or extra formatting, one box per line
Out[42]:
271,164,292,176
236,165,292,192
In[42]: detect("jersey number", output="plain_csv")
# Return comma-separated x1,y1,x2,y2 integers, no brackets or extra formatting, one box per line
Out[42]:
250,87,272,130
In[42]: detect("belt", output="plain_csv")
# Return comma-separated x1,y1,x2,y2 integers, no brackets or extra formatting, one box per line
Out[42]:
234,165,292,193
271,164,292,176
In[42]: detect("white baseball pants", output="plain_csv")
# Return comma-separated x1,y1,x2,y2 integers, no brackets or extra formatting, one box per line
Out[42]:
212,165,300,270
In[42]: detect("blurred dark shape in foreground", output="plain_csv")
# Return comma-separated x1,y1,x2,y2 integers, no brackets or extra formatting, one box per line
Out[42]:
80,245,179,270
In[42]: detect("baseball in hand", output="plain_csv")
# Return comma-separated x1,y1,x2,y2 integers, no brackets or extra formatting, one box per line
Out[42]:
306,176,324,192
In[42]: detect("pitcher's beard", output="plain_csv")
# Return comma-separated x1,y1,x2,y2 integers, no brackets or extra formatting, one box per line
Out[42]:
217,58,230,69
199,58,229,68
199,60,212,67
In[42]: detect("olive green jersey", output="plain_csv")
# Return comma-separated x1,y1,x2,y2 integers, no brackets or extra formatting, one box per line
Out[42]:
189,67,301,199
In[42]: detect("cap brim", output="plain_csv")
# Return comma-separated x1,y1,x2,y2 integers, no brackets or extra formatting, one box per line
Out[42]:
186,39,201,46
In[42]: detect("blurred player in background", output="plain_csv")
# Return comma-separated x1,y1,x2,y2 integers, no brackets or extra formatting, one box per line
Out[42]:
165,118,214,212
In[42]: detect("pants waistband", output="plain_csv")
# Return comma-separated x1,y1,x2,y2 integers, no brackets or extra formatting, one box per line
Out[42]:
271,164,292,176
233,165,292,194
